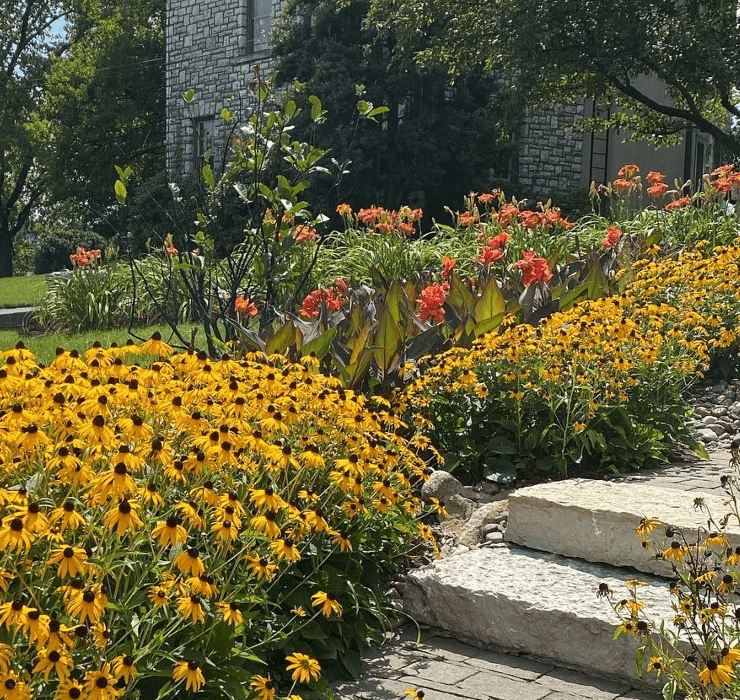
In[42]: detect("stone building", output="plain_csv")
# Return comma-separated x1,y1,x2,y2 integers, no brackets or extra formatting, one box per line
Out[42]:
166,2,715,198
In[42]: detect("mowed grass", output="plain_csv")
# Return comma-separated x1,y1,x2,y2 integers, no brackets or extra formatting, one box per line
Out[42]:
0,323,200,365
0,275,48,307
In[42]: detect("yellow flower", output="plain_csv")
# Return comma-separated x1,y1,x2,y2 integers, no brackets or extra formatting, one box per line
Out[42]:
311,591,342,617
174,547,206,576
173,660,205,692
111,654,137,683
178,595,206,624
151,517,188,548
699,660,733,687
285,652,321,684
216,601,243,626
635,518,660,538
84,663,123,700
47,546,88,579
33,646,73,681
250,675,276,700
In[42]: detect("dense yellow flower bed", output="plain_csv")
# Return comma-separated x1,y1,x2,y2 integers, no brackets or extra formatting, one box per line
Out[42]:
0,338,432,699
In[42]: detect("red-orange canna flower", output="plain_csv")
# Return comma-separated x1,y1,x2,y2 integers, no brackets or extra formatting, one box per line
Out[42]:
235,297,258,316
417,284,447,324
647,182,668,198
646,170,665,185
441,256,457,281
666,196,691,211
512,251,553,286
618,164,640,178
477,246,503,266
602,227,622,249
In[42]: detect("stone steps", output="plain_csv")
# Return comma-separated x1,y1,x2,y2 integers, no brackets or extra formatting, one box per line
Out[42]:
403,544,675,683
403,477,740,685
504,479,740,576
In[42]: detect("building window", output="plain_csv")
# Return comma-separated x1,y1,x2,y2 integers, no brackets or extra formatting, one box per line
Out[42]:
195,117,216,170
246,0,272,55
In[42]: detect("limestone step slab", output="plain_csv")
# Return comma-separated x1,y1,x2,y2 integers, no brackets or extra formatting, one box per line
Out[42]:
504,479,740,576
403,544,675,684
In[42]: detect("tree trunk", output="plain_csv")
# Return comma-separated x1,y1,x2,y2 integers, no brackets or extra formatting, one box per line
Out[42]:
0,224,13,278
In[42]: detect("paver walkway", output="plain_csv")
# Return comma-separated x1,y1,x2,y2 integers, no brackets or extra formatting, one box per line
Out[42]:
331,448,737,700
331,627,658,700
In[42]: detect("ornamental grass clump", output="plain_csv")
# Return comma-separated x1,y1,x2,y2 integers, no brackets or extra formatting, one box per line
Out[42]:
397,244,740,481
601,447,740,699
0,339,434,699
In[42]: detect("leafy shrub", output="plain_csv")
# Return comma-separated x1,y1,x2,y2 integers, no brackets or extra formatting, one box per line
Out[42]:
0,340,433,699
395,243,740,482
33,229,108,274
603,447,740,699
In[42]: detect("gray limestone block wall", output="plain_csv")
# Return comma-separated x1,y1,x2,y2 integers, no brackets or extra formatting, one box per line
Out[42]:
166,0,285,177
517,102,584,198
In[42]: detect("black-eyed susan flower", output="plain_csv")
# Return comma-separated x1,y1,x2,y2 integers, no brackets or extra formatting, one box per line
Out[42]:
152,517,188,548
285,652,321,684
311,591,342,617
663,541,686,562
635,517,660,538
178,595,206,624
54,677,85,700
83,663,123,700
699,659,733,687
187,574,219,598
330,530,352,552
270,537,301,563
66,586,107,625
103,499,143,537
0,671,31,700
245,553,277,581
33,646,73,681
250,674,276,700
172,660,205,692
49,501,86,532
251,511,281,540
216,601,243,626
111,655,136,684
0,518,33,552
647,656,662,675
148,585,169,607
174,547,206,576
405,690,425,700
48,546,88,579
0,600,29,630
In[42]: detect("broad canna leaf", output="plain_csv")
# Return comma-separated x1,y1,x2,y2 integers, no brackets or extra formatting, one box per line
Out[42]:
473,276,506,324
302,327,337,359
373,305,401,378
265,321,296,356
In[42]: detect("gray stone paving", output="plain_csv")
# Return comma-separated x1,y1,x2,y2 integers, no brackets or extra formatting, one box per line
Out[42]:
331,627,658,700
332,448,739,700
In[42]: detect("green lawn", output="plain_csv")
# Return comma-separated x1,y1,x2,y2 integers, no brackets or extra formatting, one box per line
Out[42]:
0,274,48,307
0,323,199,365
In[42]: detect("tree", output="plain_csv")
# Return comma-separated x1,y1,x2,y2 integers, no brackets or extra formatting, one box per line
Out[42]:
272,0,518,221
366,0,740,157
0,0,164,277
0,0,66,277
44,0,165,236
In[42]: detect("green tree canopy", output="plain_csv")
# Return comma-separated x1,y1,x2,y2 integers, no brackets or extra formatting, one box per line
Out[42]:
367,0,740,157
0,0,66,277
44,0,164,235
273,0,520,221
0,0,164,277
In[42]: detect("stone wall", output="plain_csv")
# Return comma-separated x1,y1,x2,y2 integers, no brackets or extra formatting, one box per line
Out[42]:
166,0,285,177
517,102,584,198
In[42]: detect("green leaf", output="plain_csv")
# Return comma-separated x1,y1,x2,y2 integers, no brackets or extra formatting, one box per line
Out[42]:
472,313,505,338
265,321,296,356
486,436,517,454
182,89,195,103
482,456,518,483
373,305,401,378
302,327,337,359
285,99,298,119
309,94,323,121
114,179,127,205
338,648,362,679
202,164,216,189
474,276,506,324
221,107,232,122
